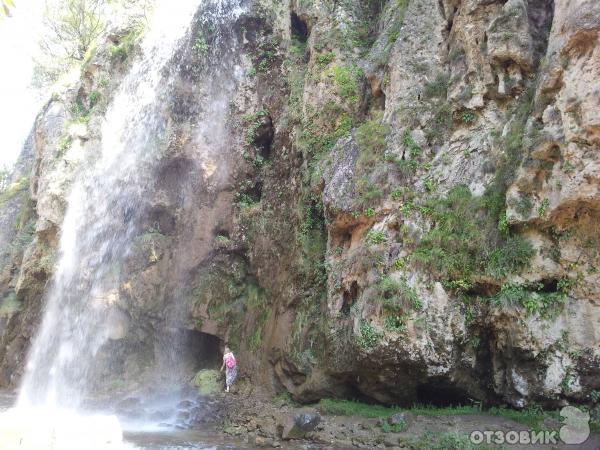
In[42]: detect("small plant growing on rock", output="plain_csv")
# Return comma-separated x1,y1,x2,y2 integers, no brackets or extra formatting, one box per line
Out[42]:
193,36,209,54
356,115,390,170
538,198,550,217
424,73,448,99
461,110,476,123
357,321,382,351
365,230,386,245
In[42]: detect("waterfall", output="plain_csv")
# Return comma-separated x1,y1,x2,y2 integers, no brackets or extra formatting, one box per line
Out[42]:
1,0,246,447
18,0,207,411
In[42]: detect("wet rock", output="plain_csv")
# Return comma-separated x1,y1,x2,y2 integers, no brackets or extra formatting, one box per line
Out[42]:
253,435,274,447
387,413,408,426
115,397,142,416
177,399,194,409
281,412,321,440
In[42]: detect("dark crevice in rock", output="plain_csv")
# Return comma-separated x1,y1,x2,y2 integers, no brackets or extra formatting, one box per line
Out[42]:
252,115,274,158
341,281,359,315
290,12,309,43
527,0,555,64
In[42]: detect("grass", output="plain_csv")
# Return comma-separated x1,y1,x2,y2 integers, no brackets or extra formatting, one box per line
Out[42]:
356,115,390,171
413,185,534,290
424,73,449,99
357,321,382,350
110,26,143,61
330,65,363,104
0,176,28,207
377,276,423,312
316,399,591,434
489,281,569,318
401,431,502,450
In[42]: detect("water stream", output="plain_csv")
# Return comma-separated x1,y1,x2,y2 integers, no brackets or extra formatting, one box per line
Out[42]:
0,0,248,448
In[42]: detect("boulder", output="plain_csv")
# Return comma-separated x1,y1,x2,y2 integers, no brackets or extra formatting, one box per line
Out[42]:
281,412,321,440
192,369,221,395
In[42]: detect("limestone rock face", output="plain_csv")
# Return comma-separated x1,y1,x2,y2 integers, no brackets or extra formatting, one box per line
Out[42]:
0,0,598,411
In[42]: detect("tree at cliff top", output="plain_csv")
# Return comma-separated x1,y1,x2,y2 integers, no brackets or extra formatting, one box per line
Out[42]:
0,0,14,18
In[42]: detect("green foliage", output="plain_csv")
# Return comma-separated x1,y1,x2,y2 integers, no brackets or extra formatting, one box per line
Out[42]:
355,116,390,170
315,52,334,66
425,102,453,144
318,399,400,418
414,185,534,287
488,405,558,429
384,314,408,333
357,321,382,350
88,90,100,108
461,110,476,123
41,0,105,61
424,73,448,99
192,369,221,395
402,131,422,158
490,280,570,318
403,431,498,450
330,65,363,103
0,0,14,18
486,235,535,278
110,25,143,62
56,135,73,157
0,176,28,207
193,35,209,54
380,420,407,433
356,177,384,207
377,276,423,311
538,198,550,216
365,230,386,245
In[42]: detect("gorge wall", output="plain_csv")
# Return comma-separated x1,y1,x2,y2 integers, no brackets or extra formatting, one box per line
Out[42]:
0,0,598,410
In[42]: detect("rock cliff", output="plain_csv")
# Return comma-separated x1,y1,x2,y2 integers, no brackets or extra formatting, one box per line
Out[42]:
0,0,598,410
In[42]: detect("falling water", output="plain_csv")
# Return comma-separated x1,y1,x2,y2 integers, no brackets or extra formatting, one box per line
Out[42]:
1,0,246,447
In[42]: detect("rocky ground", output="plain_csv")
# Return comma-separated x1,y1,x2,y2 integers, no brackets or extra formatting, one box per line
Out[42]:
213,381,600,449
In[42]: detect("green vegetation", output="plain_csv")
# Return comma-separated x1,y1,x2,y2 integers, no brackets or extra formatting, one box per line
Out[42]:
355,116,390,170
0,0,14,18
490,280,570,318
110,26,144,62
56,135,73,157
318,399,400,418
461,110,476,123
88,90,100,108
193,35,209,54
424,73,448,99
317,399,587,435
401,431,501,450
192,369,220,395
413,185,534,289
357,321,382,350
0,176,28,207
329,65,363,104
377,276,423,312
365,230,386,245
380,420,407,433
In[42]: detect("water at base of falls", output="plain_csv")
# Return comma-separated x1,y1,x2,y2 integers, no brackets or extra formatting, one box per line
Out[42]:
0,407,128,449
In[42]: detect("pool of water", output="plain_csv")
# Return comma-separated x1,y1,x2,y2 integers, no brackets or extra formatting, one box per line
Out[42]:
0,391,278,449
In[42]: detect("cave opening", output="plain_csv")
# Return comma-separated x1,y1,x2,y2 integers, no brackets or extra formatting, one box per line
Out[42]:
177,329,223,372
290,12,309,43
416,380,473,407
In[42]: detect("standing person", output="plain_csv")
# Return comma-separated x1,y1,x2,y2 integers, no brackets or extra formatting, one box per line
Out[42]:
220,346,237,393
